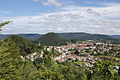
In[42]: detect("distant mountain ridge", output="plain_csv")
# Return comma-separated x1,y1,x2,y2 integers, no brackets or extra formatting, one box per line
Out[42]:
110,35,120,39
18,34,42,40
0,34,42,40
57,32,109,40
0,32,120,41
0,34,10,40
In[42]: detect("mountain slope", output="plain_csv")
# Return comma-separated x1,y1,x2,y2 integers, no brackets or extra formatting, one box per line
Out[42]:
0,35,37,56
57,32,116,41
18,34,42,40
0,32,119,41
0,34,42,40
36,32,69,46
110,35,120,39
0,34,9,40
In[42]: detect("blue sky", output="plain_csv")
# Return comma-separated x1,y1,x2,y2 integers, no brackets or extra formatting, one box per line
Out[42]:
0,0,120,35
0,0,120,16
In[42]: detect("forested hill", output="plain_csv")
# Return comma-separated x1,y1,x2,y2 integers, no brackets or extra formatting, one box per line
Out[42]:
0,34,42,40
35,32,69,46
0,34,10,40
57,32,116,41
0,35,37,56
110,35,120,39
18,34,42,40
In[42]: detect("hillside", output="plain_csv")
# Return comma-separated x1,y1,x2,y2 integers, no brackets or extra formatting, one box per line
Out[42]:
0,34,10,40
57,32,117,41
36,32,69,46
18,34,42,40
0,34,42,40
110,35,120,39
0,35,37,56
0,32,119,42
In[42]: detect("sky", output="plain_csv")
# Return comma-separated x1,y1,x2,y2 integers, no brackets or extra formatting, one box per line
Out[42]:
0,0,120,35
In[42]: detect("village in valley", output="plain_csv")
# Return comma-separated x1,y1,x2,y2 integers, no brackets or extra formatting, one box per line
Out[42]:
19,40,120,70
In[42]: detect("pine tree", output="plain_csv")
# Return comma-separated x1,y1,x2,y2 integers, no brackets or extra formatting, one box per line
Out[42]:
18,60,37,80
0,21,11,31
0,21,22,79
0,41,22,79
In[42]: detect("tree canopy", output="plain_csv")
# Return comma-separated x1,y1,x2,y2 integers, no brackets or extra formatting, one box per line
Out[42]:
0,21,11,31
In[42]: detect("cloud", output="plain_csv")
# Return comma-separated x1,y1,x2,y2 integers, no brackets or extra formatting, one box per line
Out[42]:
1,3,120,35
33,0,61,7
32,0,41,2
0,11,11,16
85,1,120,7
32,0,74,7
43,0,61,7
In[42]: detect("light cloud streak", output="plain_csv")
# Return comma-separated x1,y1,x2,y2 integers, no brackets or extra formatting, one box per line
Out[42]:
33,0,62,7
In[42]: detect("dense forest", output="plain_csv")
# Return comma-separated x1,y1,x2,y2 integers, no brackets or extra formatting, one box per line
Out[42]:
0,35,37,56
35,32,69,46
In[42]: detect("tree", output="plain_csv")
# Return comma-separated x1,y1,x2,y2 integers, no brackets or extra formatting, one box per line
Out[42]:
0,41,22,79
0,22,22,79
91,61,120,80
60,63,87,80
74,49,79,55
1,35,37,56
70,38,78,43
18,60,37,80
34,51,65,80
0,21,11,31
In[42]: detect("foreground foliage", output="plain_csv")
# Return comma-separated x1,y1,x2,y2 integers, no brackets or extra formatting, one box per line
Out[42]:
0,35,37,56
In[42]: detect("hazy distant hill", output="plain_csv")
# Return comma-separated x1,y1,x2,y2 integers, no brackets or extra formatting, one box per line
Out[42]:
57,32,117,41
0,34,10,40
0,34,42,40
18,34,42,40
0,35,37,56
36,32,69,46
0,32,119,42
110,35,120,39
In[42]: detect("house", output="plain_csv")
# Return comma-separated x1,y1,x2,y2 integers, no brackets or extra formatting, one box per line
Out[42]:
116,58,120,62
18,55,25,61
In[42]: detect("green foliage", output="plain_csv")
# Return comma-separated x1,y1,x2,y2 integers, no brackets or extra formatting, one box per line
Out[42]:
0,41,22,80
91,61,120,80
33,51,87,80
0,21,11,31
0,35,37,56
74,49,79,55
18,60,37,80
33,51,64,80
36,32,69,46
70,38,79,43
0,41,37,80
58,32,118,43
18,34,42,40
59,63,87,80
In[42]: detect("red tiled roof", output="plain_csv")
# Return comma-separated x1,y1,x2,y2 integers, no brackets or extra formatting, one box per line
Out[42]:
116,58,120,61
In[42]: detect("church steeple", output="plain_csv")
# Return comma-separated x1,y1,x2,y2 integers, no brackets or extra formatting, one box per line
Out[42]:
38,41,41,46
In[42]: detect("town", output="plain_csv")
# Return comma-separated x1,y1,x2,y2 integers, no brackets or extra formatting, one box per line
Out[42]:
19,40,120,69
